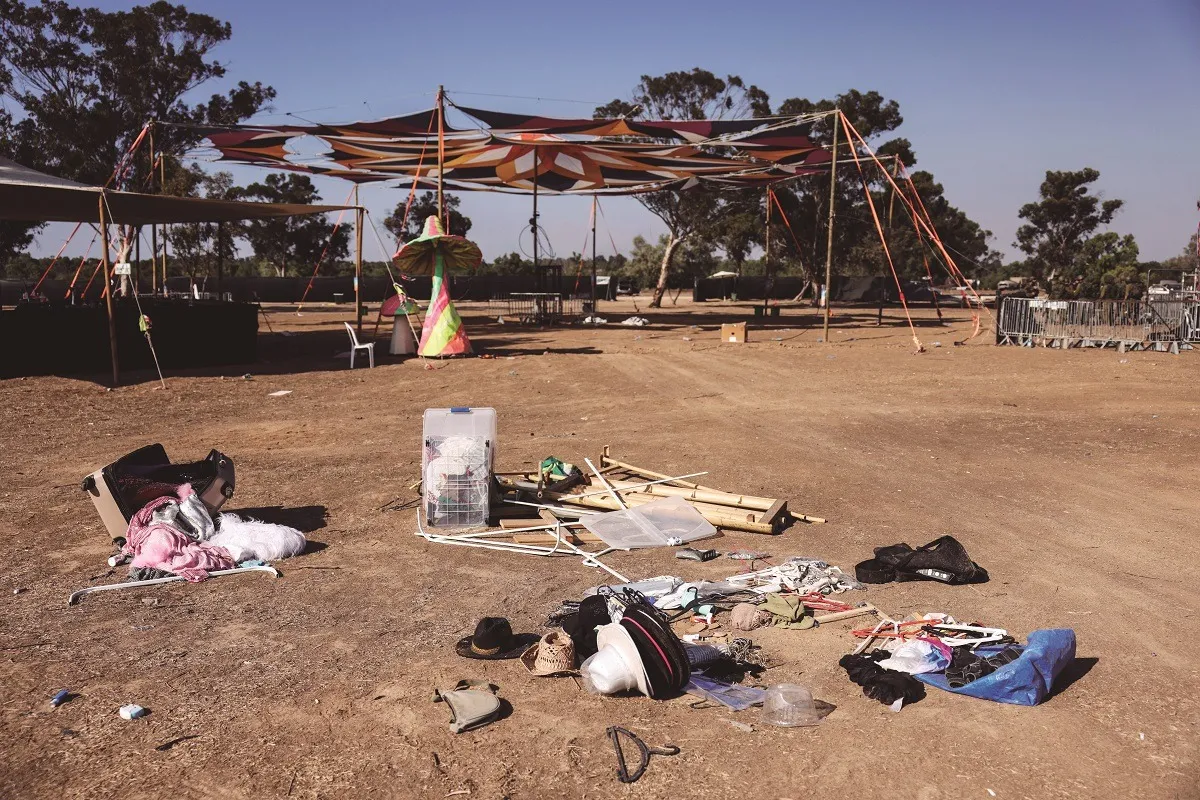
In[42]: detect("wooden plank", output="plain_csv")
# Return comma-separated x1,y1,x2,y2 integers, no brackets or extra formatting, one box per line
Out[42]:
512,531,602,544
499,518,544,529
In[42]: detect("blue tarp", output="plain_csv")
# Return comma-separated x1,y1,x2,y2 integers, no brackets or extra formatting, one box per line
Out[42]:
916,629,1077,706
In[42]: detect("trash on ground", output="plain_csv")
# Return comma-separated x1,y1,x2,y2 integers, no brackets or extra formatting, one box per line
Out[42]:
433,680,502,734
606,726,679,784
761,683,823,727
855,536,988,585
620,316,649,326
119,704,147,720
582,315,608,324
50,689,71,708
267,390,293,397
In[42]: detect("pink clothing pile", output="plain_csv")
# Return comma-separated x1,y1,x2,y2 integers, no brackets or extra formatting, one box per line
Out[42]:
121,486,235,582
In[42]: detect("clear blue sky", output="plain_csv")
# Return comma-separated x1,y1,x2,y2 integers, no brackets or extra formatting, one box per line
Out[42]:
36,0,1200,265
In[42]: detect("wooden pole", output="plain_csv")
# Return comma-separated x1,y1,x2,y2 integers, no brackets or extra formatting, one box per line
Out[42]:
354,186,364,337
134,228,141,294
823,111,840,342
591,196,598,310
159,152,168,291
435,85,445,225
216,222,224,299
532,157,539,271
763,187,772,314
879,156,900,325
148,124,157,295
99,193,119,386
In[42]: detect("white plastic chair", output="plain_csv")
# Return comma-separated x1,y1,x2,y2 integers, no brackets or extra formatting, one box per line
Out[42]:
344,322,375,368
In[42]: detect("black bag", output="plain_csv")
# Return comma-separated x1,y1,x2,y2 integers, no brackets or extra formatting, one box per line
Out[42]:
856,535,988,585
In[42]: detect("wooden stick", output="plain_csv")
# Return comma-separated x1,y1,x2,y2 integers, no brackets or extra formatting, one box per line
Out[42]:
573,472,709,501
591,477,773,511
499,518,544,529
814,604,879,625
600,454,715,491
584,458,626,510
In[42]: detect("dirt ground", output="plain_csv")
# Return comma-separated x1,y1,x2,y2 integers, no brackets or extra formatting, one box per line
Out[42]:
1,297,1197,800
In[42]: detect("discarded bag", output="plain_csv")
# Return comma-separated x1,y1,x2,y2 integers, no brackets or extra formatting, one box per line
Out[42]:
855,535,988,585
433,680,502,734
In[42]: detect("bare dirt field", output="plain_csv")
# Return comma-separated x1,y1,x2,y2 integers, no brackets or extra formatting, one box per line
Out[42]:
1,297,1197,800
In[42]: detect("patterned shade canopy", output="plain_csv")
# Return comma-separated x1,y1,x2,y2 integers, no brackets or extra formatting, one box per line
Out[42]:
188,100,834,195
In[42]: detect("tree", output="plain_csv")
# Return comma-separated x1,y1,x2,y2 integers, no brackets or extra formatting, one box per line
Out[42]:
1048,231,1141,299
239,174,349,277
1015,168,1122,288
596,69,770,307
885,171,1001,283
384,191,472,243
165,168,242,282
0,0,275,262
1161,231,1199,273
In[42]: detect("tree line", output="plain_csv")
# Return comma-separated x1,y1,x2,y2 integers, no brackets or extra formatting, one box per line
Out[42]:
1,3,1193,300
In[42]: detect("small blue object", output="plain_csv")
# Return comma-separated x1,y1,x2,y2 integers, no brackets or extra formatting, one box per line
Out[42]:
50,689,70,708
685,674,766,711
450,407,470,413
238,559,267,568
916,629,1077,706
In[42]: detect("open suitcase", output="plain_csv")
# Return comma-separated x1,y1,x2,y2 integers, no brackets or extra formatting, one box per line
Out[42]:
81,443,235,544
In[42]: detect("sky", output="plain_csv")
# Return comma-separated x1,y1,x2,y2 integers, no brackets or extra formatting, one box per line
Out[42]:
26,0,1200,266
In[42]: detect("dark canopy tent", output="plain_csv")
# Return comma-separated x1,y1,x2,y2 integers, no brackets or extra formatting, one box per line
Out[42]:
0,157,350,224
0,157,356,384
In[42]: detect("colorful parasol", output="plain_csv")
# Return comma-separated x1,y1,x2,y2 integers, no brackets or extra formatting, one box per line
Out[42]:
393,215,482,276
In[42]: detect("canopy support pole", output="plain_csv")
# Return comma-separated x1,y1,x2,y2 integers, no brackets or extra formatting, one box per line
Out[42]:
436,85,446,225
148,123,158,296
99,193,119,386
763,187,772,314
823,111,840,342
355,186,364,337
532,158,539,272
591,196,598,309
880,155,899,326
159,153,168,292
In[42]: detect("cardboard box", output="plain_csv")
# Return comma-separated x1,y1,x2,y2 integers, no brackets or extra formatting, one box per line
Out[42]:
720,322,746,343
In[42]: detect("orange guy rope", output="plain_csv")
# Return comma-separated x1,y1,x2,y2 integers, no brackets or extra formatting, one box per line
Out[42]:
841,113,924,354
295,186,358,314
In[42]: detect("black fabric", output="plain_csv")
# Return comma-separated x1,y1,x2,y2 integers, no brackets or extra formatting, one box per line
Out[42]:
561,595,610,661
838,651,926,707
863,536,988,585
944,646,1023,688
854,558,896,584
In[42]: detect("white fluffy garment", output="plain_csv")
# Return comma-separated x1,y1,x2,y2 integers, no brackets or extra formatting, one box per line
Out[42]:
209,513,307,562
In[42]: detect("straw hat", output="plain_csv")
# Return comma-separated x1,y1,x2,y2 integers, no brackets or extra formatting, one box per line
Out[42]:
520,629,577,677
581,623,650,696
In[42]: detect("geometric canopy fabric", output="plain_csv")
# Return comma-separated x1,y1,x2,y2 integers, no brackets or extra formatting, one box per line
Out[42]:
190,99,834,196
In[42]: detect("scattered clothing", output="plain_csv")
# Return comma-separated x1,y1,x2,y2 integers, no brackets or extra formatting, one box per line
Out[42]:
760,593,815,630
620,316,649,326
916,629,1077,706
726,557,864,595
122,488,236,582
208,513,306,562
839,650,926,708
128,566,174,581
944,646,1022,688
731,602,772,631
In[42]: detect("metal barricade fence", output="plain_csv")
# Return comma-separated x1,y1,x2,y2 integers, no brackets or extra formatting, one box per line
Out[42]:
998,297,1197,351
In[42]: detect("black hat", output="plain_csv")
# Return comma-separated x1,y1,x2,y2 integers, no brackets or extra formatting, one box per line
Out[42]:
619,604,690,700
455,617,539,660
561,595,611,661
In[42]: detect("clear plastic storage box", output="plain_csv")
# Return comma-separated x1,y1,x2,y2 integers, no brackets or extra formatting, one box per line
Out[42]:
422,407,496,528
